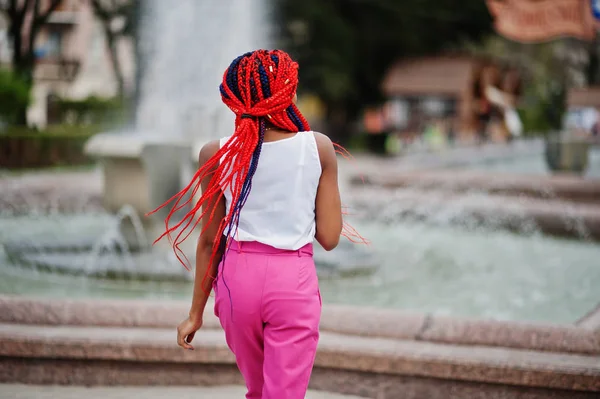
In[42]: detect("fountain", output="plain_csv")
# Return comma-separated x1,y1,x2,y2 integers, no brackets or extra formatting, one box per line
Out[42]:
1,205,191,282
1,150,599,320
85,0,273,221
1,2,599,397
0,0,378,282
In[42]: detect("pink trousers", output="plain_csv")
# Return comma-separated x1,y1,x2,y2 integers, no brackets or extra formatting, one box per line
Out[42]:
214,240,322,399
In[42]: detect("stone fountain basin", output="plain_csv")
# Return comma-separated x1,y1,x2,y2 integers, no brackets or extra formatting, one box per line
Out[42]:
313,240,379,278
2,241,189,282
0,295,598,398
1,235,379,282
348,187,600,241
352,170,600,204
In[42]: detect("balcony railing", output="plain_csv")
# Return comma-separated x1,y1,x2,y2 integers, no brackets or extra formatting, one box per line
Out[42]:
34,58,81,82
47,0,81,24
47,10,79,24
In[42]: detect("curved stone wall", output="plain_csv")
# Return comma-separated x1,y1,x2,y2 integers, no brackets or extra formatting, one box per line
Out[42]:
0,296,598,398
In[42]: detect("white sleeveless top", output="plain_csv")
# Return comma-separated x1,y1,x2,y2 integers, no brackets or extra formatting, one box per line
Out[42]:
219,131,321,250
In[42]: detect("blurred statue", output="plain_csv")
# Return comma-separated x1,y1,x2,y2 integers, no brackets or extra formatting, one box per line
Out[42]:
475,64,523,143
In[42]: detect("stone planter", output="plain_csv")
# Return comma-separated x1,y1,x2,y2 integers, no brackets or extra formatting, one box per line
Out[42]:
545,138,590,174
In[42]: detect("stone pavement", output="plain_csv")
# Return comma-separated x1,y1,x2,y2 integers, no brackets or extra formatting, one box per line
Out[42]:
0,384,367,399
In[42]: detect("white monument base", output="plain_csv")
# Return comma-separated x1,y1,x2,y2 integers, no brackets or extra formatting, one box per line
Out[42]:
85,133,192,221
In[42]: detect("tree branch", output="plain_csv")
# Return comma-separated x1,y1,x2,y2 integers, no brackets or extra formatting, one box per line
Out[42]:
0,0,12,14
7,0,32,23
34,0,62,27
27,0,42,58
92,0,133,35
2,0,16,21
91,0,131,97
7,0,34,65
20,0,35,19
26,0,61,58
32,0,40,21
91,0,111,21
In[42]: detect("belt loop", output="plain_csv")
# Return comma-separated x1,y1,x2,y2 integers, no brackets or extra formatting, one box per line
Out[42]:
237,240,242,254
297,248,301,257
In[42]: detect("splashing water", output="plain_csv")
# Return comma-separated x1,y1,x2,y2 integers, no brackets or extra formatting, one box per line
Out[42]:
135,0,271,140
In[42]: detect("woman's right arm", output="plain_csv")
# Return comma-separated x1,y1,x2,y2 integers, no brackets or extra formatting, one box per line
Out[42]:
176,140,224,350
314,132,342,251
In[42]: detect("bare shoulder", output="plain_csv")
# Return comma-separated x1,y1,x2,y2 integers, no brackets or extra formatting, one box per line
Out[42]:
312,132,336,167
313,131,334,150
198,140,221,165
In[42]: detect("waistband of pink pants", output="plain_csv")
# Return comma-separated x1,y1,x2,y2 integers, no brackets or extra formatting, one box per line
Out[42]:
228,239,313,257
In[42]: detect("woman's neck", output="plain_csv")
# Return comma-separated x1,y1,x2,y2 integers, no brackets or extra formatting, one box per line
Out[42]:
263,123,299,143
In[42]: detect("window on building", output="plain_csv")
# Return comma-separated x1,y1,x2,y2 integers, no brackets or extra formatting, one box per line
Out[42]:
45,30,63,59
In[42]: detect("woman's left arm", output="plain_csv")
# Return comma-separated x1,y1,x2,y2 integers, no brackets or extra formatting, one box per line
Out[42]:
176,140,225,350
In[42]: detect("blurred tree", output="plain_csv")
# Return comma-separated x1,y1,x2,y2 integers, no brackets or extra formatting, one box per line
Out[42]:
90,0,136,99
0,68,31,125
276,0,492,140
0,0,62,125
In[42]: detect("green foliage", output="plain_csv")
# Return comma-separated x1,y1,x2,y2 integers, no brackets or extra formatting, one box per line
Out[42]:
519,107,551,134
346,132,369,152
56,96,128,126
4,124,102,136
518,85,565,135
0,126,97,169
0,69,31,125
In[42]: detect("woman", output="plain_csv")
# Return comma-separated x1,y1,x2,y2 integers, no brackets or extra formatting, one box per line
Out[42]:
149,49,355,398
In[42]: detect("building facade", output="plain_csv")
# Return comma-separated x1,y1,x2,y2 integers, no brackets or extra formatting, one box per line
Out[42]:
378,55,522,146
1,0,134,128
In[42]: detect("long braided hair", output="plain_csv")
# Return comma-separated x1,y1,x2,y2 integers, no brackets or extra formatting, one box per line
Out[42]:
148,49,364,292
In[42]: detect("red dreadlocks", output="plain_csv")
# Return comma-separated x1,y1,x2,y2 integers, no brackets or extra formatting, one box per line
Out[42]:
147,49,365,284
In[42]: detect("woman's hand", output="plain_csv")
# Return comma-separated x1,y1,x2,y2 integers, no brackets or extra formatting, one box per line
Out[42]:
176,316,202,350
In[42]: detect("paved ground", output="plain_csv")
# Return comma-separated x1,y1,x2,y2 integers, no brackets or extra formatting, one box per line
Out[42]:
0,384,367,399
